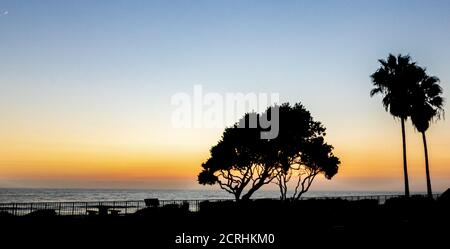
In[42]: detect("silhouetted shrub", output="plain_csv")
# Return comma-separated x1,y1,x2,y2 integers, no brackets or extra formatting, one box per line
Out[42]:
26,209,57,217
161,204,180,210
0,211,13,217
199,200,237,213
437,188,450,203
134,202,189,217
133,207,157,216
348,199,379,209
384,195,435,210
181,201,189,211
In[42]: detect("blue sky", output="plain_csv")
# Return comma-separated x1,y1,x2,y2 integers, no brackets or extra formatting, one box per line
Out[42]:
1,0,449,114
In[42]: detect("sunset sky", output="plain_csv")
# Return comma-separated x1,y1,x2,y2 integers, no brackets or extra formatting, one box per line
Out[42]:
1,0,449,191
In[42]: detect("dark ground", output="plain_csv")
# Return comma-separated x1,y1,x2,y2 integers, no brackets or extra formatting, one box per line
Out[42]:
0,197,448,248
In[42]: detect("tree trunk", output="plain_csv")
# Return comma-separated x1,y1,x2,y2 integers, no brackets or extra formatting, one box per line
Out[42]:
235,194,240,202
401,118,410,198
241,181,266,200
241,187,257,201
422,131,433,198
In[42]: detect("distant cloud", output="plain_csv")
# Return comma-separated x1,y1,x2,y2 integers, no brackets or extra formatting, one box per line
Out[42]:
0,10,8,16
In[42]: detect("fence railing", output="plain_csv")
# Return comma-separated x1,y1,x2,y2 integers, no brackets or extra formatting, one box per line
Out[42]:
299,193,440,204
0,194,440,216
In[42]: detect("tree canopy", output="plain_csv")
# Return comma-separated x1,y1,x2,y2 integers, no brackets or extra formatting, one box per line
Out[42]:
198,103,340,201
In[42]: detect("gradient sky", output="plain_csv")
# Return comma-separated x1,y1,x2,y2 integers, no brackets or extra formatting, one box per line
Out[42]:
1,0,450,191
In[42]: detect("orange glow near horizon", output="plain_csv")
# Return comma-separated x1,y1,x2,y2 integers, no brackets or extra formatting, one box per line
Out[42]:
0,143,207,180
1,116,449,191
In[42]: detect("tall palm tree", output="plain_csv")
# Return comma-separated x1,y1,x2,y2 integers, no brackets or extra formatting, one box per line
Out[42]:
410,75,444,198
370,54,424,198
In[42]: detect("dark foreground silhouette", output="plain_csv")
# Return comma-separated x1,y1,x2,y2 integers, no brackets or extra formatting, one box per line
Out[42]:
1,193,449,249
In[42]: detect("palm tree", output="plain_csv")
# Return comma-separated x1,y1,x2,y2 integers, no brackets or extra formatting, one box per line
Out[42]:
410,75,444,198
370,54,424,198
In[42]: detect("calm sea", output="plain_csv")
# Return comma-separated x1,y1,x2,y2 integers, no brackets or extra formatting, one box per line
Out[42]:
0,188,409,203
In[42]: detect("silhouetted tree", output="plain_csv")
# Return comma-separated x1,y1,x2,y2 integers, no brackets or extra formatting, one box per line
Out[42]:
267,104,339,200
277,137,339,200
411,74,444,198
198,103,340,201
370,54,424,198
198,110,277,201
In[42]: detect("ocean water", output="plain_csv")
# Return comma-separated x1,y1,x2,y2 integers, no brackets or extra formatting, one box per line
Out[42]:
0,188,408,203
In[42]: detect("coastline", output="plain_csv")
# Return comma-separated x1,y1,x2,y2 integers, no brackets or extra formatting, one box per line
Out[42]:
0,188,421,203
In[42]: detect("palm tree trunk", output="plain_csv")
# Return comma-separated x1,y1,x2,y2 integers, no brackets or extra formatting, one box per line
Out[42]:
422,131,433,198
401,118,410,198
